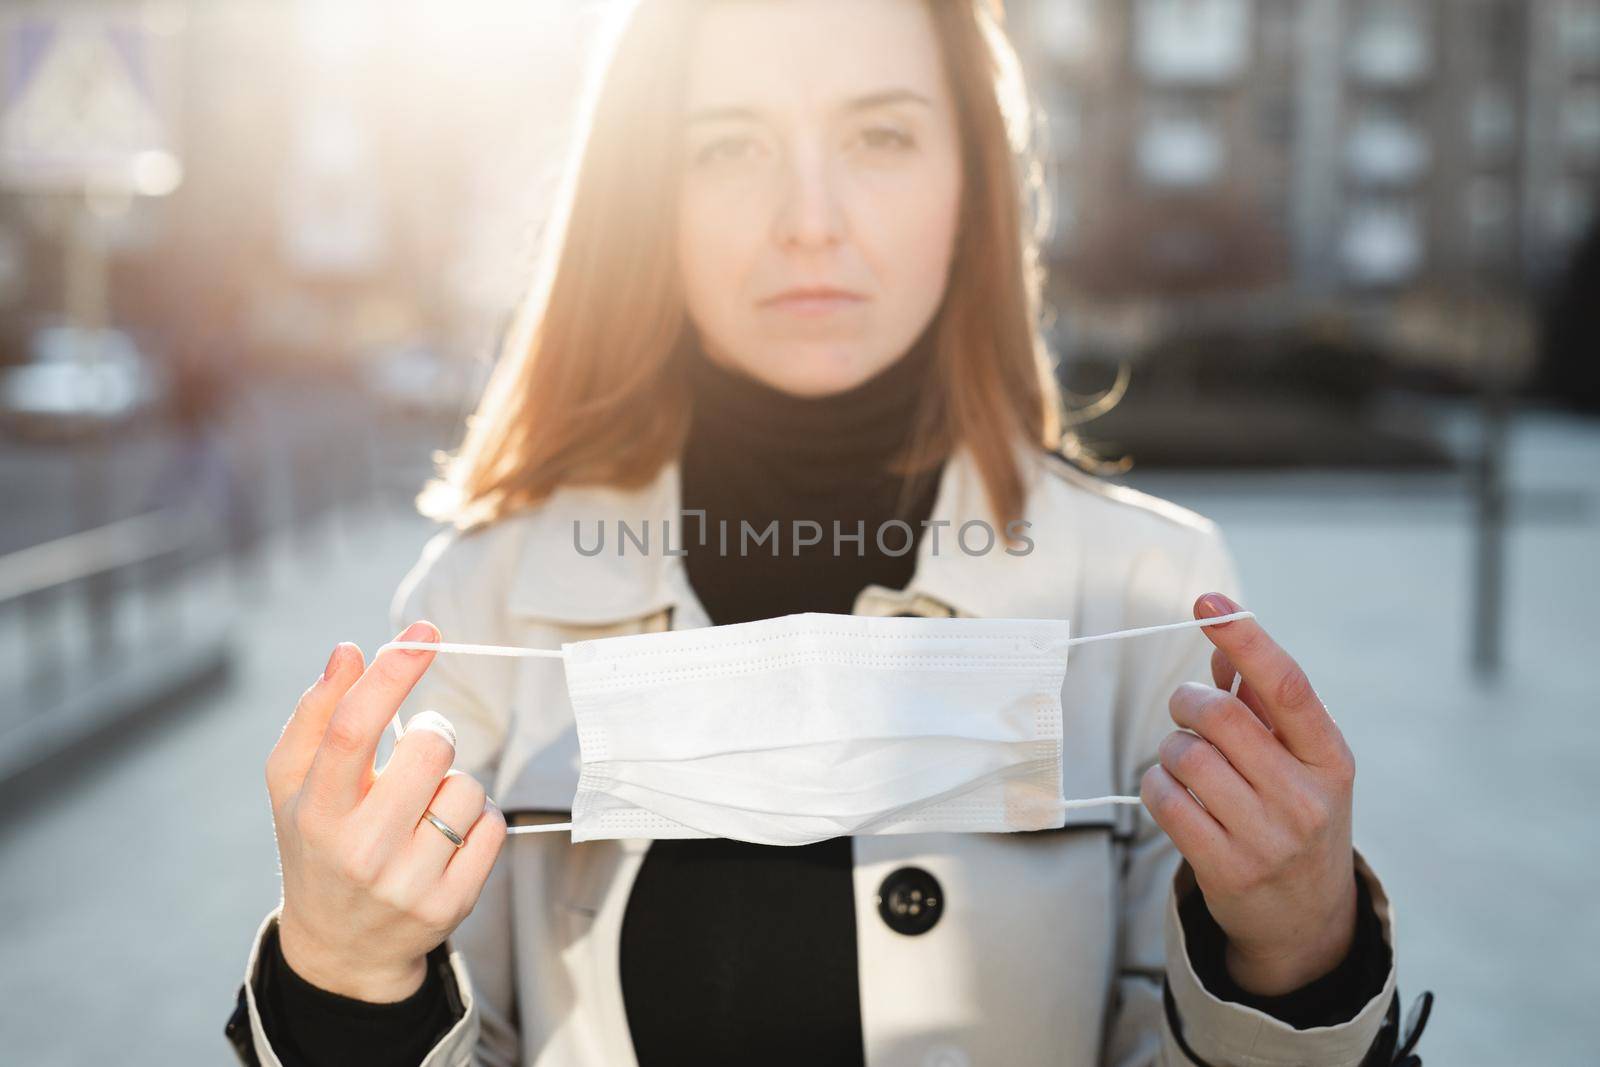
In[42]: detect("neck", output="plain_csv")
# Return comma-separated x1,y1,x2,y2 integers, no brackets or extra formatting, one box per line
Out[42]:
682,327,939,473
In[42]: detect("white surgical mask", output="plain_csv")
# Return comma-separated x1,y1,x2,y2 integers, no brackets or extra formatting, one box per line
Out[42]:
385,609,1252,846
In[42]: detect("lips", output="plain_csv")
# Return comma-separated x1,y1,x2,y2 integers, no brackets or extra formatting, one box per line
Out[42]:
758,287,867,314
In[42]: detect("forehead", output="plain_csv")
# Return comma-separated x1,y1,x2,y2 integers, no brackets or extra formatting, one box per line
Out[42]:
682,0,948,114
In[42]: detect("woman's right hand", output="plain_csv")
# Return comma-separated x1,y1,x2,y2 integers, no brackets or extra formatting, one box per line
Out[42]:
265,621,507,1002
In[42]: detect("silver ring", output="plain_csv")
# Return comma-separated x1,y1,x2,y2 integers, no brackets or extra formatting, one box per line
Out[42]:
422,809,465,848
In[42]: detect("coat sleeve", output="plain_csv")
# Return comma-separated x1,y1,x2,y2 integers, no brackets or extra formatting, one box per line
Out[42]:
229,528,519,1067
1099,524,1401,1067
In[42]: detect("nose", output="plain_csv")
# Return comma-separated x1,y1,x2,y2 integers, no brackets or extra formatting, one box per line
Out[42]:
773,141,846,250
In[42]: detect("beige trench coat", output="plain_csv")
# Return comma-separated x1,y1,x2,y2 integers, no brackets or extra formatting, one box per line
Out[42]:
233,442,1401,1066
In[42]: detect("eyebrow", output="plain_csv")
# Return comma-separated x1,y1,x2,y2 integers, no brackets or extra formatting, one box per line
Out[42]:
684,88,933,126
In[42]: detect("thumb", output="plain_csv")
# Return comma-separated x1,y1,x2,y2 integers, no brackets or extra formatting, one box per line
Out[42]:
266,643,364,804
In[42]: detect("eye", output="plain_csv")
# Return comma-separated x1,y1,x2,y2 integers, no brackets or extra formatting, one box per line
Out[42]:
857,125,915,151
694,135,763,167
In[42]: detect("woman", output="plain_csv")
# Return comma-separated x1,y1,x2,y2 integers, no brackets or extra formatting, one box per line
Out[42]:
227,2,1416,1064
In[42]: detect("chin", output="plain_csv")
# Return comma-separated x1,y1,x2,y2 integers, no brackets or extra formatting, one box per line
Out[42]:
765,342,883,398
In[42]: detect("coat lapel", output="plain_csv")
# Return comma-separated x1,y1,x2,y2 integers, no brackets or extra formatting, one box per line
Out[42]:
882,438,1083,624
505,461,689,626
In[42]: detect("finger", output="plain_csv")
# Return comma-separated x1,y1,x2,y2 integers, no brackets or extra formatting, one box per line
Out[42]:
1208,648,1271,729
1140,763,1230,861
266,643,364,803
1158,730,1261,833
1169,682,1295,790
442,800,507,899
362,711,458,839
304,621,439,814
1194,594,1346,768
410,770,488,878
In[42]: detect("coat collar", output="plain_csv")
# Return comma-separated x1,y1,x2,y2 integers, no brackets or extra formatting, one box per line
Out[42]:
507,440,1083,627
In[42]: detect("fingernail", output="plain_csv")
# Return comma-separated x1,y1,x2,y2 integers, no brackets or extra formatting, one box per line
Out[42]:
1198,593,1239,618
405,710,457,748
321,644,343,681
394,621,438,654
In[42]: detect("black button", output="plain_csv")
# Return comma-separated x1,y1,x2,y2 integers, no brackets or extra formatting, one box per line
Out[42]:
876,867,944,936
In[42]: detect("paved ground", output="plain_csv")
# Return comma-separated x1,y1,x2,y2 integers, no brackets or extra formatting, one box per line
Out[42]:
1129,410,1600,1066
0,407,1594,1065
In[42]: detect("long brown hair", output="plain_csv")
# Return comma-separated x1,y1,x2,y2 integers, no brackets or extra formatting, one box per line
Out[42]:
421,0,1064,532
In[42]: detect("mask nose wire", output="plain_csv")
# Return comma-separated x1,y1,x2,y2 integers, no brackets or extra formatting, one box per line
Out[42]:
376,611,1258,837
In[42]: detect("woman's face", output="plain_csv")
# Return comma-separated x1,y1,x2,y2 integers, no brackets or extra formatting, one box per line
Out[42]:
676,0,963,398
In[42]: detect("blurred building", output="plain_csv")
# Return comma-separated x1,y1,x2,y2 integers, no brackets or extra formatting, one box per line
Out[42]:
1,0,1594,396
0,0,609,382
1011,0,1600,310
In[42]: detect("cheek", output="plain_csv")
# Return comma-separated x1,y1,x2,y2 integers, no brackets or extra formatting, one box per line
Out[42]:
858,162,961,309
677,184,764,325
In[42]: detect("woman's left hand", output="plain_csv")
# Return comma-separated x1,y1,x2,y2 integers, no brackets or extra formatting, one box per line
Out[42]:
1141,592,1359,996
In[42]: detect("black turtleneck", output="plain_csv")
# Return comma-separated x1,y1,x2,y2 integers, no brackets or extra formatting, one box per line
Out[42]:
674,327,944,624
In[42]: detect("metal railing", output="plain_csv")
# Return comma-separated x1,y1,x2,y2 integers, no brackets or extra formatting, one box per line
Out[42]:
0,505,233,785
0,509,195,603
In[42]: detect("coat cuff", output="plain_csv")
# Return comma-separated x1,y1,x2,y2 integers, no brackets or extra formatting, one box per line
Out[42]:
1161,852,1398,1067
233,906,481,1067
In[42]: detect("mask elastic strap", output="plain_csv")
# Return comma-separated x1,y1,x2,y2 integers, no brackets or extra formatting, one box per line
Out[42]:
378,643,567,830
379,610,1255,836
379,612,1256,662
505,821,574,835
1059,796,1143,810
1050,610,1254,652
1052,609,1252,704
1050,612,1252,810
381,640,567,658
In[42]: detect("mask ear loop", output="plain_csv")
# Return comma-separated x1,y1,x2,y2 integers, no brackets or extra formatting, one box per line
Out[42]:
377,610,1257,835
1048,609,1254,653
1046,609,1255,810
381,640,567,659
377,641,574,835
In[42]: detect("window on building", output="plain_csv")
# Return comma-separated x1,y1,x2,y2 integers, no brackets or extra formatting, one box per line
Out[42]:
1347,0,1432,87
1342,198,1424,285
1468,86,1517,163
1558,0,1600,71
1561,86,1600,164
1346,104,1430,185
1137,103,1226,189
1135,0,1252,86
1546,179,1595,242
1466,177,1514,262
